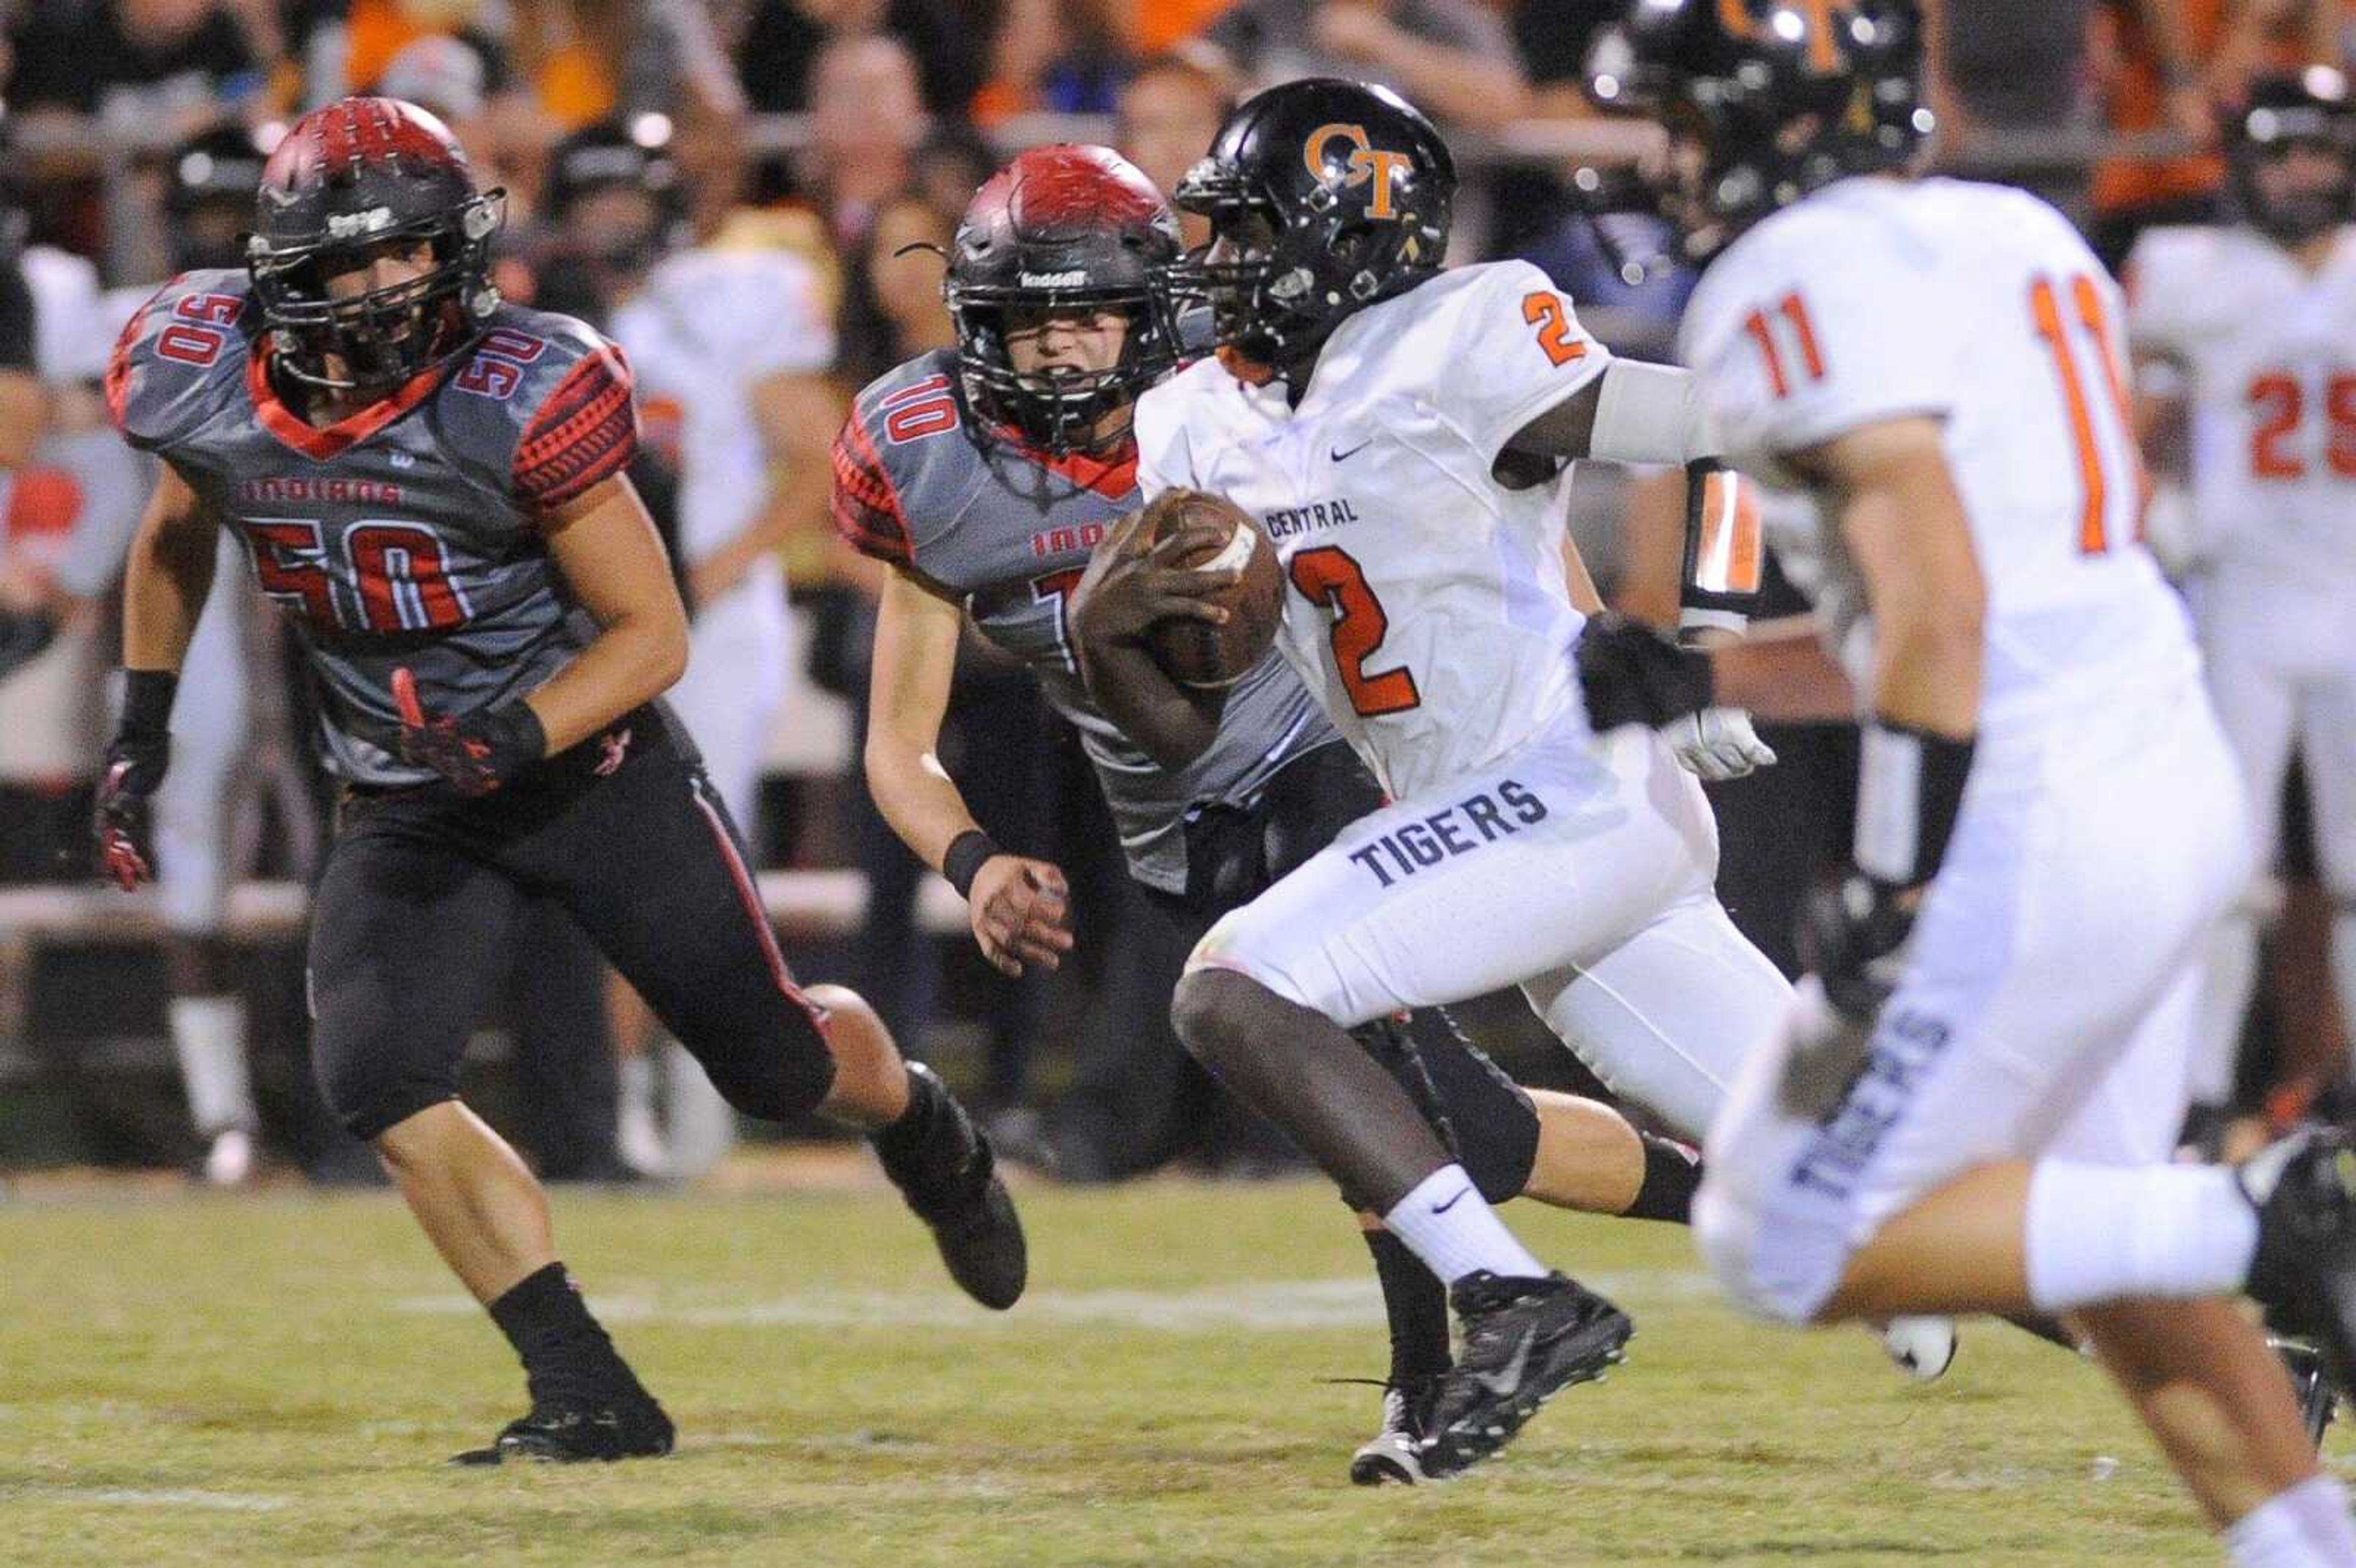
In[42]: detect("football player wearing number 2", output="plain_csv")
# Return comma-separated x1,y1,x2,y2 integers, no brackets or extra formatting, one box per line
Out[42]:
1582,2,2356,1559
98,98,1025,1464
1114,77,1819,1480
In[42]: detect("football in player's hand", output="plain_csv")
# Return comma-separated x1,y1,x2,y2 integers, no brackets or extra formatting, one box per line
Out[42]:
1141,489,1285,689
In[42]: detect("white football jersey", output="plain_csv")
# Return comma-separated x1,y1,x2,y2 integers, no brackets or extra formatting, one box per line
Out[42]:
2127,224,2356,584
1680,177,2200,734
1134,261,1610,800
611,246,835,564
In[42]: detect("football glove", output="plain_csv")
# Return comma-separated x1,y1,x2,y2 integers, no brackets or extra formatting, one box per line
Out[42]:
96,669,176,891
390,666,545,796
1576,612,1714,732
1667,707,1777,782
1796,872,1919,1025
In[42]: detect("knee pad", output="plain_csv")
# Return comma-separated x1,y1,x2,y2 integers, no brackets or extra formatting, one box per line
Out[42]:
312,1041,455,1143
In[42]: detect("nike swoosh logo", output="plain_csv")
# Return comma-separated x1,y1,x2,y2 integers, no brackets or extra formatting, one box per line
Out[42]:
1431,1185,1473,1215
1331,440,1373,462
1473,1329,1535,1397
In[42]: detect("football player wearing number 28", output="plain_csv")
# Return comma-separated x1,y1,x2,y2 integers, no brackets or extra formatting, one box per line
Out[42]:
1583,2,2356,1561
98,97,1026,1464
1106,75,1811,1480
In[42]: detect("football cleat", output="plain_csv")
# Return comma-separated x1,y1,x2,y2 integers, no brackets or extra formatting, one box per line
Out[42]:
2241,1127,2356,1383
1415,1271,1631,1481
879,1063,1029,1310
1877,1316,1958,1382
201,1128,256,1188
450,1394,675,1466
2272,1335,2340,1451
1349,1375,1441,1486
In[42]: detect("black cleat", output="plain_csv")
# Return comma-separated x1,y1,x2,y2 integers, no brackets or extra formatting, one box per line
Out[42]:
1415,1270,1631,1481
450,1394,675,1466
2242,1128,2356,1385
879,1063,1028,1310
2272,1335,2340,1451
1349,1375,1441,1486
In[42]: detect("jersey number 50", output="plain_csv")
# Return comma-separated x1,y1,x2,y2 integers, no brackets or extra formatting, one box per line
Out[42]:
246,518,471,634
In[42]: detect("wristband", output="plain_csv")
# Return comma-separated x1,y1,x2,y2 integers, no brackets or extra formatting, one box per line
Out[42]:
119,669,180,742
942,829,1003,902
1853,718,1975,888
1678,459,1762,639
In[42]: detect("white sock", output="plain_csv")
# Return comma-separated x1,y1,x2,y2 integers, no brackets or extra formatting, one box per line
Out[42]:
2227,1475,2356,1567
2024,1160,2258,1314
167,994,255,1137
1380,1164,1547,1286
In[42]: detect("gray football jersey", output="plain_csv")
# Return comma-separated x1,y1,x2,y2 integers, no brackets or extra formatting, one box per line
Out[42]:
834,350,1334,893
109,269,640,786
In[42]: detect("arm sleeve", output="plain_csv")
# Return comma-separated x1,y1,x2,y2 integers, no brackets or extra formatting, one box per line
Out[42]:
830,413,915,568
514,340,639,507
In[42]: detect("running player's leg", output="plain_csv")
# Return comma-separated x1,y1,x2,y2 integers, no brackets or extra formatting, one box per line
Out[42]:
2299,664,2356,1061
620,589,790,1176
541,736,1025,1309
2193,583,2298,1113
310,796,672,1462
152,551,259,1182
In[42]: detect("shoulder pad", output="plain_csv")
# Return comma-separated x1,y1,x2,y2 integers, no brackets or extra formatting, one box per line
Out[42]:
105,269,260,453
833,352,967,567
441,305,639,509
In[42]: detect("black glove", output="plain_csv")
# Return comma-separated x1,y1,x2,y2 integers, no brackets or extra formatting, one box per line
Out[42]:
96,669,176,891
390,666,546,796
1576,612,1715,732
1796,873,1919,1024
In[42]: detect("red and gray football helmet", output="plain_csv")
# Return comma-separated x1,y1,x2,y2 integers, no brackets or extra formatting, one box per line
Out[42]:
247,96,505,394
944,144,1183,455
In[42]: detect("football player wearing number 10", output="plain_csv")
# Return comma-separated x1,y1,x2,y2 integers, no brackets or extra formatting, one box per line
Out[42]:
98,97,1025,1464
1580,2,2356,1559
1111,77,1808,1480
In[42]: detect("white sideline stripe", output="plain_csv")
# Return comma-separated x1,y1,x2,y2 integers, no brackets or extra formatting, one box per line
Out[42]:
390,1271,1720,1333
4,1486,290,1512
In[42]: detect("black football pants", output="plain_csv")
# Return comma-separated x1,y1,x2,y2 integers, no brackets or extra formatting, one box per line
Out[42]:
309,712,836,1141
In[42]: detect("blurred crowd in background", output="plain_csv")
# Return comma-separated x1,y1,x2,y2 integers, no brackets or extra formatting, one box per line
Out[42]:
0,0,2349,1190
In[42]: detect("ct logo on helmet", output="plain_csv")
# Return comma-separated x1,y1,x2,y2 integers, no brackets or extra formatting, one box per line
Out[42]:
1716,0,1846,74
1303,123,1415,220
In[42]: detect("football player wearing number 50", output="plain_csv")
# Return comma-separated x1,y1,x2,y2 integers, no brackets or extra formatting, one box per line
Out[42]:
99,96,1025,1466
1118,76,1813,1480
1584,2,2356,1561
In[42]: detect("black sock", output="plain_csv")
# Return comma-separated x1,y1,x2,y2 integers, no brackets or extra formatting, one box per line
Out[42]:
487,1262,639,1404
871,1060,951,1174
1364,1229,1451,1385
1625,1134,1703,1224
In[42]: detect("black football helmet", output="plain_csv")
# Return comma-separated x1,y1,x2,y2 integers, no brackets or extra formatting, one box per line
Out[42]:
247,96,504,396
945,144,1184,455
1161,79,1452,369
2228,69,2356,247
1585,0,1933,258
544,114,688,274
165,123,269,273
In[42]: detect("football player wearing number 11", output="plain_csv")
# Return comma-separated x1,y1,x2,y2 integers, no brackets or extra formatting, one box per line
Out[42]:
1117,77,1812,1480
99,98,1025,1464
1579,2,2356,1561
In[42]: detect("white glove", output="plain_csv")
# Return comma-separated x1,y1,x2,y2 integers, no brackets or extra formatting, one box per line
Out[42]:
1668,707,1777,782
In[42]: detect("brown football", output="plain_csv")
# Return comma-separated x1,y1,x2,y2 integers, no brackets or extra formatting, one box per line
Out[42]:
1140,488,1286,690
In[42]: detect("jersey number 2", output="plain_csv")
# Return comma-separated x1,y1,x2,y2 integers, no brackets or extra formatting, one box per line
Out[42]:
1288,546,1420,718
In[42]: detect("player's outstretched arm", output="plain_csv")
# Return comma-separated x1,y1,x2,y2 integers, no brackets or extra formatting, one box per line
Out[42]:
527,472,691,753
865,564,1073,977
1068,510,1233,772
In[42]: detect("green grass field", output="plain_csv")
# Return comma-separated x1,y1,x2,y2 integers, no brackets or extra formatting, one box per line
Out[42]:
0,1166,2272,1566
